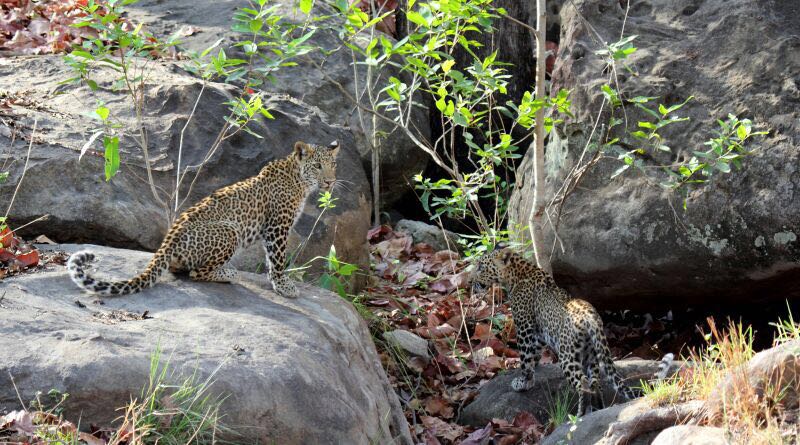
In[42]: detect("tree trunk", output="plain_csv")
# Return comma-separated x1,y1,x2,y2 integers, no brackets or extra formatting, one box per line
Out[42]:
528,0,551,273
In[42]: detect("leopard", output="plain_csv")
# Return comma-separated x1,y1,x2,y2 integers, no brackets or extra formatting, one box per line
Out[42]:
67,140,340,299
470,247,638,415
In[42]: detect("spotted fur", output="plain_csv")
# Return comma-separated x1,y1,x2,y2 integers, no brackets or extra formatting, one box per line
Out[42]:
471,248,638,415
68,140,340,298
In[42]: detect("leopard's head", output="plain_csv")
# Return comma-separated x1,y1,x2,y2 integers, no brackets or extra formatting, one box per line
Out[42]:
471,247,515,294
294,140,340,191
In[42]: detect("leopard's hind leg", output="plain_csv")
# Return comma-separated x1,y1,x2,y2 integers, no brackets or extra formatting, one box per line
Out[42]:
178,222,240,283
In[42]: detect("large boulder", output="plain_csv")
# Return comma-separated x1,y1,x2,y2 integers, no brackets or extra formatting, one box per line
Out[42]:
129,0,430,207
0,55,371,284
509,0,800,309
0,244,412,445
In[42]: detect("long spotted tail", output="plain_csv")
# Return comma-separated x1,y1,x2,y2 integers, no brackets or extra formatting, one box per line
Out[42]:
67,248,170,296
592,332,640,400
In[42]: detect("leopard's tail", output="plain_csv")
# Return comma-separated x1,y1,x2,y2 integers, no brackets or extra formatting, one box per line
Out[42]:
68,246,171,296
591,330,640,400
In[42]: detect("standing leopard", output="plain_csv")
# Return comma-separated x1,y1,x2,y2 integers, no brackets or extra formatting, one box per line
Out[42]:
67,140,339,299
471,248,638,415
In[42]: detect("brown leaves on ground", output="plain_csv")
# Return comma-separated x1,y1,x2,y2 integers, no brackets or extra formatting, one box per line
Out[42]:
366,225,545,444
0,409,106,445
0,226,67,280
0,0,97,55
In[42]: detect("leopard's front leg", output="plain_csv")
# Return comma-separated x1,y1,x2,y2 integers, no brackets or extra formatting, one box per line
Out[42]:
260,226,298,298
511,323,544,392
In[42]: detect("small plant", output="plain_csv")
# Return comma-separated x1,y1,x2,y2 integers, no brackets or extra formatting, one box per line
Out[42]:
107,345,230,445
318,245,359,298
771,302,800,345
639,376,682,407
544,388,576,431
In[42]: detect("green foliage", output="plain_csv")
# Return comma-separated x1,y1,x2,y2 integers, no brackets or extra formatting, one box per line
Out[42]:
770,302,800,345
544,388,576,430
318,190,338,210
330,0,572,247
118,344,229,445
318,245,359,298
595,37,767,207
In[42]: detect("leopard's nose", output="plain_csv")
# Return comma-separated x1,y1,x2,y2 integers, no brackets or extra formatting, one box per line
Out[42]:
323,180,335,189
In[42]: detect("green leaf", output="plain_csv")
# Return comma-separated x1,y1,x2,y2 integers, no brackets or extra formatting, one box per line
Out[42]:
103,136,120,181
406,10,428,27
442,59,455,73
94,106,110,121
299,0,313,14
444,100,454,117
736,124,748,140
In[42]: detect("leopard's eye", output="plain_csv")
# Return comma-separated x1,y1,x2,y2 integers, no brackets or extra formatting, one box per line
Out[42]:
314,162,322,169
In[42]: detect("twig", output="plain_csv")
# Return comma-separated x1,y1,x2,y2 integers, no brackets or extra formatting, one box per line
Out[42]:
8,214,50,234
9,372,28,411
4,119,36,220
175,82,207,214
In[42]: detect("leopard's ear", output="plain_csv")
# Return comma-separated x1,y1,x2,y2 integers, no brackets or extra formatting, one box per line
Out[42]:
328,140,340,157
499,248,514,264
293,141,312,160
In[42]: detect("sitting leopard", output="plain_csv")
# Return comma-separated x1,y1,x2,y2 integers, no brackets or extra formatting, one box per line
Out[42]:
68,140,339,298
471,248,638,415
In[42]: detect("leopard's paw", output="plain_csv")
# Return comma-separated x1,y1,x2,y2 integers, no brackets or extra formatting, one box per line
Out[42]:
511,375,535,392
272,275,298,298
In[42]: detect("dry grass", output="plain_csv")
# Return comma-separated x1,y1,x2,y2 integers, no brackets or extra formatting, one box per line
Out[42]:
641,310,800,444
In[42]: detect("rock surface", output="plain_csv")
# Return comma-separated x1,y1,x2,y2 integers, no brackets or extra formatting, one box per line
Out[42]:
129,0,430,207
652,425,729,445
395,219,461,252
459,359,678,427
382,329,431,360
707,339,800,422
0,245,412,445
509,0,800,309
541,399,656,445
0,55,371,284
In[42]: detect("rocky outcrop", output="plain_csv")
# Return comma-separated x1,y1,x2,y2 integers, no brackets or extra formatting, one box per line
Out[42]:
459,359,679,428
130,0,430,207
509,0,800,309
0,245,412,445
0,55,371,283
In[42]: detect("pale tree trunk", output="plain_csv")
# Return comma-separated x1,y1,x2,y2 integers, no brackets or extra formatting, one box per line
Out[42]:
528,0,551,274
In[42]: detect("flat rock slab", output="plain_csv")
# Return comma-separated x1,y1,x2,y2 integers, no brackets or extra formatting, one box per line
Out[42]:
541,399,656,445
0,245,411,445
459,359,679,428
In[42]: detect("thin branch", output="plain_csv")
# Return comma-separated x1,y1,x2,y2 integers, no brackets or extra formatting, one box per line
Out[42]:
4,119,36,220
175,81,207,214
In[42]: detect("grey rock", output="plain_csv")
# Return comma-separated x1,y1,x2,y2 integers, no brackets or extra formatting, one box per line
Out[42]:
707,339,800,421
395,219,461,252
508,0,800,309
541,399,655,445
459,359,675,428
0,244,412,445
652,425,730,445
0,56,371,287
127,0,430,207
382,329,431,360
